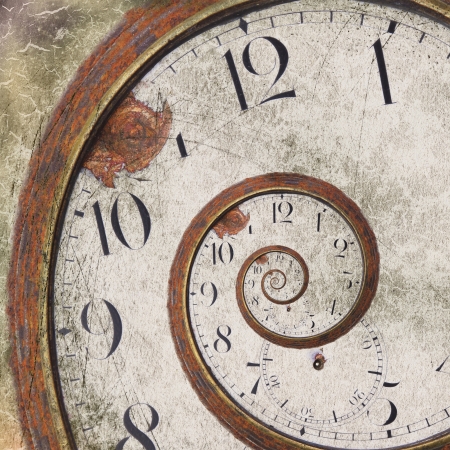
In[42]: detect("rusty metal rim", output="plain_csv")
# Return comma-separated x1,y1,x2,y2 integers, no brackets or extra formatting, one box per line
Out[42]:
8,0,450,448
169,173,381,449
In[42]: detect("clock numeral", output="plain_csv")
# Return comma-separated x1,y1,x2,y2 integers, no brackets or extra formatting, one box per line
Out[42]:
367,398,398,426
246,362,261,394
224,37,296,111
214,325,232,353
81,300,122,359
327,299,336,315
367,380,400,426
349,388,365,405
224,50,247,110
334,239,348,257
212,242,234,265
273,201,293,224
251,377,261,395
93,201,110,255
269,374,280,388
373,39,393,105
300,406,313,418
362,339,372,349
246,279,255,289
252,295,259,305
93,193,151,256
200,281,218,307
253,265,262,274
116,403,159,450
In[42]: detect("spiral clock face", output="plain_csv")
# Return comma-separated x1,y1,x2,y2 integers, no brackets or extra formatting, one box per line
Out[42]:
40,0,450,449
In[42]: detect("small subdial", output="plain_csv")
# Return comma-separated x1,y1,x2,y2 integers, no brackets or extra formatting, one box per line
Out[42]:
261,319,386,427
240,246,314,336
256,247,309,305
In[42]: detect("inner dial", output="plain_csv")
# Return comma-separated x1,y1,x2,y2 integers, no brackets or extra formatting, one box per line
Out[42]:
262,319,385,427
238,218,362,340
225,177,379,348
246,246,309,305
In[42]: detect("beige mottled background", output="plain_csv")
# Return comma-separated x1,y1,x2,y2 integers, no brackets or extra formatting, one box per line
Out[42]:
0,1,151,448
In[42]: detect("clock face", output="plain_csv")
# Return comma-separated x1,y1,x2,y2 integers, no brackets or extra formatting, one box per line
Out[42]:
49,0,450,449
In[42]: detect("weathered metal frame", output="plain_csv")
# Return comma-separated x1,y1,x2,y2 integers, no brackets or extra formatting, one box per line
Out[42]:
169,173,379,448
7,0,450,449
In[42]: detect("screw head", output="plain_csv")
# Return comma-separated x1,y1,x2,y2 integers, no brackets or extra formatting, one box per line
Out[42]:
313,354,325,371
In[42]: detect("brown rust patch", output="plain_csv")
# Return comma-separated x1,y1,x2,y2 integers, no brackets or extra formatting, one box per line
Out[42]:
213,207,249,239
255,254,269,265
83,93,172,188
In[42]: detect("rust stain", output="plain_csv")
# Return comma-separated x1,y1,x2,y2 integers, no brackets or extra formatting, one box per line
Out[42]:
83,93,172,188
255,254,269,265
213,207,249,239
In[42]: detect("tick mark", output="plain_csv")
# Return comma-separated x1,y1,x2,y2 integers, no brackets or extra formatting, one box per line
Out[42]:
176,133,189,158
74,210,84,218
387,20,397,34
58,328,71,336
239,18,248,34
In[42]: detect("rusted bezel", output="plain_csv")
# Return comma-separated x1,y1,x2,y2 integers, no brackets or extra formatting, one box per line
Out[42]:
226,174,378,349
169,173,380,448
243,245,310,306
7,0,450,449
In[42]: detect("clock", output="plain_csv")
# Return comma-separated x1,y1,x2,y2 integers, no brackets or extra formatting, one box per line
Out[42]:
8,0,450,449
